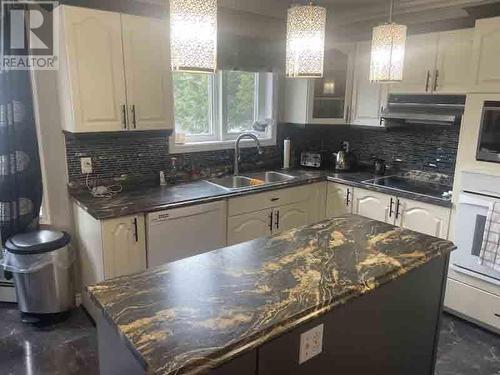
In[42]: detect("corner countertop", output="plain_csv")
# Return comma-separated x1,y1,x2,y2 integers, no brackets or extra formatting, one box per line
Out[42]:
70,169,453,220
87,214,456,375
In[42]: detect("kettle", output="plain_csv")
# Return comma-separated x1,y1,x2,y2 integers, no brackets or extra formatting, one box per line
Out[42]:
332,141,355,171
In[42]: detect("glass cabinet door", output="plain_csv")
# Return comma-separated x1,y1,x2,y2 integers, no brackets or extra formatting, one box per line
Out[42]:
311,48,350,122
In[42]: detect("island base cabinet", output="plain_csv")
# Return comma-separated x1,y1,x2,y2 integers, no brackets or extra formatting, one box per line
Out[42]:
258,255,449,375
94,255,449,375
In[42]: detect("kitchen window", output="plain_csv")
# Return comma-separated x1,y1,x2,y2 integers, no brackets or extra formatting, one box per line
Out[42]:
170,70,276,152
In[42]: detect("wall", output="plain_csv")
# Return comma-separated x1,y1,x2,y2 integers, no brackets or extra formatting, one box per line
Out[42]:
282,123,460,183
65,132,281,189
65,123,460,188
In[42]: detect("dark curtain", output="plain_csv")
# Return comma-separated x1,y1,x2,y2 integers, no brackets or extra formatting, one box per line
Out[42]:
0,69,43,242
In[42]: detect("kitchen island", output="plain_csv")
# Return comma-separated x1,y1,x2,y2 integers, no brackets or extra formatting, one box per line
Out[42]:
88,214,455,375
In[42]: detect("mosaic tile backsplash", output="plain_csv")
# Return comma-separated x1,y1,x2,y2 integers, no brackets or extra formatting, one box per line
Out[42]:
64,123,460,188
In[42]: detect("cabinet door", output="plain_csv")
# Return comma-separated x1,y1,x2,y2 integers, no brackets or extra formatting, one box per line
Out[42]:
395,198,450,239
470,17,500,93
121,14,174,130
61,6,127,132
102,215,146,279
326,182,353,218
308,45,353,124
435,29,474,93
351,41,384,127
353,188,394,224
390,33,438,94
274,201,311,235
227,209,272,246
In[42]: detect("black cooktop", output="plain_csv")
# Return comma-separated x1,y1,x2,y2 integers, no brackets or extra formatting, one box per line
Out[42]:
364,176,452,199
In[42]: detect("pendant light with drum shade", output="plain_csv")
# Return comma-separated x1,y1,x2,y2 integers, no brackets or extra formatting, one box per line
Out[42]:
369,0,407,82
286,2,327,78
169,0,217,73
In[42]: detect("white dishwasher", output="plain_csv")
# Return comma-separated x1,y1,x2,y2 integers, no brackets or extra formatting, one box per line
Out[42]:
146,200,227,268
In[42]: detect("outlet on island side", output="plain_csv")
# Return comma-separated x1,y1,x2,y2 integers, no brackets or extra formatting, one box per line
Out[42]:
80,157,92,174
299,323,324,364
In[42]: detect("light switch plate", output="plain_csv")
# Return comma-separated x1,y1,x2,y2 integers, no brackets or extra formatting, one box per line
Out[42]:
299,324,324,364
80,157,92,174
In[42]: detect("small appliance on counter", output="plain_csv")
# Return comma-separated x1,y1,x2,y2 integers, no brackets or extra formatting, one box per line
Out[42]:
300,151,330,169
332,141,357,171
374,158,387,175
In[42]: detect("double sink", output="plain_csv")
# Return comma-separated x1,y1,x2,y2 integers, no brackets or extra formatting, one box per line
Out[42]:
206,171,296,191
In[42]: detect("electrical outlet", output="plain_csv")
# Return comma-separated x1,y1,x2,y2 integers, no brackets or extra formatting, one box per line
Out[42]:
299,324,324,364
80,157,92,174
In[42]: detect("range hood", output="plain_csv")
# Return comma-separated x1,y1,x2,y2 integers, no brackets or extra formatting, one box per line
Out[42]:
381,94,466,126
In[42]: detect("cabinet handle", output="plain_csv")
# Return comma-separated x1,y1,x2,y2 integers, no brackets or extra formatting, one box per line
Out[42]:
346,189,351,207
268,212,273,231
270,197,280,202
131,104,137,129
425,70,431,92
133,217,139,242
433,69,439,91
275,210,280,230
121,104,127,129
395,199,401,220
389,198,394,217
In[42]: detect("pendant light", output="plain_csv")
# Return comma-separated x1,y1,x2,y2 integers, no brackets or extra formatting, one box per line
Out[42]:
369,0,407,82
286,3,327,78
170,0,217,73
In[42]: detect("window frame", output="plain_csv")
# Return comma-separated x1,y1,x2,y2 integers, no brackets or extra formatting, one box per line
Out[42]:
170,70,277,154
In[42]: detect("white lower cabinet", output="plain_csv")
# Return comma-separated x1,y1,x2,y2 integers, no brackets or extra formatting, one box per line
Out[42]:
227,183,326,246
326,182,354,217
351,187,451,239
74,204,147,289
395,198,451,239
227,209,273,245
353,188,393,224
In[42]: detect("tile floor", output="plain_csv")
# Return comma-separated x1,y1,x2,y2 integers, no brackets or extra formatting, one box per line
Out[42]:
0,302,499,375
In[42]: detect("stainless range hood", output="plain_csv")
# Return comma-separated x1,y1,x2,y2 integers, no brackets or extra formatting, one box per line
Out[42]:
381,94,466,126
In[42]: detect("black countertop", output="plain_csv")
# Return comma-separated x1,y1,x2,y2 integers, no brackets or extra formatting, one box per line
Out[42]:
88,214,456,375
71,169,452,220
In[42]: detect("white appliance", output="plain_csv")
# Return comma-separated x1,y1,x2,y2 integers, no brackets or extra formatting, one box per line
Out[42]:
452,172,500,284
146,201,227,268
446,171,500,332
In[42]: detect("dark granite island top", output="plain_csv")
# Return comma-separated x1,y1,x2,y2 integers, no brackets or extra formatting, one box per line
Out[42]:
88,214,455,375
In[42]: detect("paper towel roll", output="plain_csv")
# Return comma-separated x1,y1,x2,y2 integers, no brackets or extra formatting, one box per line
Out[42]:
283,139,291,169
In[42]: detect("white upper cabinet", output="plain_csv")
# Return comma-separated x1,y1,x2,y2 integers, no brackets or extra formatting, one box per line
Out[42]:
435,29,474,93
60,6,127,132
351,41,386,127
59,6,173,132
121,14,174,130
283,45,354,125
470,16,500,93
390,33,439,94
390,29,473,94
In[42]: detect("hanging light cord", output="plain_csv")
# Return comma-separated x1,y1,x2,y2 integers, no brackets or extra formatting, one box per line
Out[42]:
389,0,395,23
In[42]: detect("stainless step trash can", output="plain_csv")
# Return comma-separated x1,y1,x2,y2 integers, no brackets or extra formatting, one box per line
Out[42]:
2,230,74,314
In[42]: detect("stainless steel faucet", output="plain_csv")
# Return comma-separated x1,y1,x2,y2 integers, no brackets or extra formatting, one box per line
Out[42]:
234,133,263,176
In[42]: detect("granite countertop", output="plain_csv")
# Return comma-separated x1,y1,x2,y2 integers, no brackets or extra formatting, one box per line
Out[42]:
88,214,456,375
70,169,453,220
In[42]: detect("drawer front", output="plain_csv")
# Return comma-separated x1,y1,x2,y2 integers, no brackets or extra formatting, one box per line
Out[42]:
445,278,500,330
228,184,318,217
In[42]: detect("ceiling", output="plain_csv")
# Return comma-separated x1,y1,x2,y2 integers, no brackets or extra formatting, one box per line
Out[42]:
141,0,500,41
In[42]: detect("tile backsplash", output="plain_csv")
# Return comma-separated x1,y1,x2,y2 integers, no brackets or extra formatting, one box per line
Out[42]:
64,123,460,188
